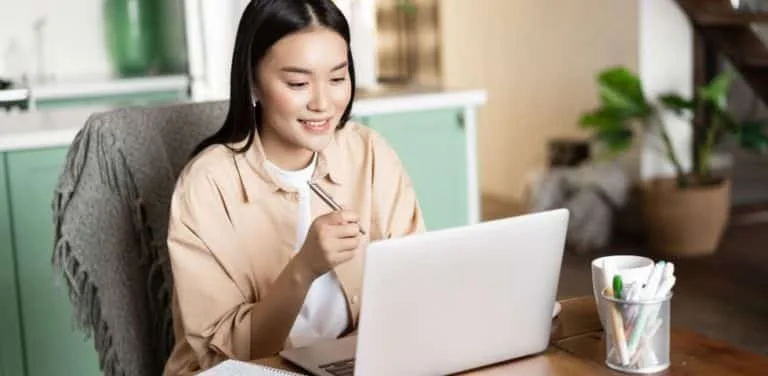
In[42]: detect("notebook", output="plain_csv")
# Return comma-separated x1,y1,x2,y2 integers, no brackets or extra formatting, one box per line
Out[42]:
197,359,305,376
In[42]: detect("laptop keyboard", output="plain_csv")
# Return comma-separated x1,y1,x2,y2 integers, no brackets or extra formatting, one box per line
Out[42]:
319,358,355,376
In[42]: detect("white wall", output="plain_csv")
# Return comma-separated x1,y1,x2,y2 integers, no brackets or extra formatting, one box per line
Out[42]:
184,0,249,101
638,0,694,180
0,0,112,82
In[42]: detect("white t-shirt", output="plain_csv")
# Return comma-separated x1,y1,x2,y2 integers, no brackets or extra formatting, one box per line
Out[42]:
264,154,350,348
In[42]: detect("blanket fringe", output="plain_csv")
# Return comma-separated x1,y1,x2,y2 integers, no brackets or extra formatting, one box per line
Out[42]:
51,121,175,376
51,235,125,376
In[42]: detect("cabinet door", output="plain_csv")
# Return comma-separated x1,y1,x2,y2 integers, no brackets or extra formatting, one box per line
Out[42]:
0,153,24,376
365,109,469,230
6,148,101,376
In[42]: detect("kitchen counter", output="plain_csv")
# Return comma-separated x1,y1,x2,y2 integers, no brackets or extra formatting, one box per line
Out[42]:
0,86,486,152
353,84,486,115
0,105,112,152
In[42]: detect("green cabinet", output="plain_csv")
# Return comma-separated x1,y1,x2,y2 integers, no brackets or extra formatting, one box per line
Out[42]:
0,154,25,376
6,148,101,376
363,108,469,230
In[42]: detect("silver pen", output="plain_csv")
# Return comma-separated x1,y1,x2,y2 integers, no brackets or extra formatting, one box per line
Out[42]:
307,181,366,235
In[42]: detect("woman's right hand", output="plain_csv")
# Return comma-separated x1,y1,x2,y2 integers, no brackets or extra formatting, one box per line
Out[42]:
296,210,363,280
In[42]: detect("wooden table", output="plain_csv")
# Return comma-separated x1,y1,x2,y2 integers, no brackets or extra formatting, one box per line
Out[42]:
255,296,768,375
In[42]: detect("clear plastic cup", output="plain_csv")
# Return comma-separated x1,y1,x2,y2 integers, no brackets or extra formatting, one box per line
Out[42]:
599,288,672,374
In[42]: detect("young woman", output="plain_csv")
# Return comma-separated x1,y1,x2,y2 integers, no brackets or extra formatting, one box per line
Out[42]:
163,0,425,374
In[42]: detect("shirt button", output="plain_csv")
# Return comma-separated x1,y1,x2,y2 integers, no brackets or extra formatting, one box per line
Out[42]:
351,295,359,304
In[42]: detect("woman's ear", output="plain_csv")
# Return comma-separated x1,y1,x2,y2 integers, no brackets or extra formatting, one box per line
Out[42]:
251,88,260,106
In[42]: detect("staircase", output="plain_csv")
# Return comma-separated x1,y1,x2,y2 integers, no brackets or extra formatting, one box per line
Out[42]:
675,0,768,206
675,0,768,102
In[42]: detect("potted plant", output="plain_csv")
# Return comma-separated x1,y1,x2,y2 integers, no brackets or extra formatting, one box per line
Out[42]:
579,66,768,256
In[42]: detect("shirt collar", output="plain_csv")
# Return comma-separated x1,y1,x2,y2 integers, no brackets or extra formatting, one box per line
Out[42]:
316,132,346,185
238,130,347,194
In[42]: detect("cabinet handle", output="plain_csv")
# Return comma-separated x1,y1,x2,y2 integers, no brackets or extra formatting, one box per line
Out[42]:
456,112,465,128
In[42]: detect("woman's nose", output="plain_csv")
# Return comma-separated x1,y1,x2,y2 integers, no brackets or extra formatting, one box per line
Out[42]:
307,85,330,112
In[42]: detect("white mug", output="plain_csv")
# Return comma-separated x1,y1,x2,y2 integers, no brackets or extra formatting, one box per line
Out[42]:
591,255,654,324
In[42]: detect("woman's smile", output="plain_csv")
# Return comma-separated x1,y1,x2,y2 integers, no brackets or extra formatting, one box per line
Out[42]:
300,118,333,134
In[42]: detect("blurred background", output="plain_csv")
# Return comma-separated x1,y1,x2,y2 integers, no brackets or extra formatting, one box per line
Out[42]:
4,0,767,211
1,1,768,376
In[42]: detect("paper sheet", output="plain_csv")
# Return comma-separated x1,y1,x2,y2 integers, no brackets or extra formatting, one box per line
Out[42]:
197,359,305,376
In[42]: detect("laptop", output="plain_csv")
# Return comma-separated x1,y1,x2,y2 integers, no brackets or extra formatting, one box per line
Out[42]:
279,208,569,376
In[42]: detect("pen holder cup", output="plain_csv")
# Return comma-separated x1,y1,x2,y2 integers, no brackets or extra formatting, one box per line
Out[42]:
599,289,672,374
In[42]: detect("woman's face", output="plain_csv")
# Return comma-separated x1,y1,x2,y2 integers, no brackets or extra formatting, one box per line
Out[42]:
255,26,352,168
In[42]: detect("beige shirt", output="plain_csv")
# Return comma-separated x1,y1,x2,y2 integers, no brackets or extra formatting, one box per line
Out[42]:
163,122,426,375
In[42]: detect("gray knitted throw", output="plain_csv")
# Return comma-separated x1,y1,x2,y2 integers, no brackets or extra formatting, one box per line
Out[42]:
51,101,227,376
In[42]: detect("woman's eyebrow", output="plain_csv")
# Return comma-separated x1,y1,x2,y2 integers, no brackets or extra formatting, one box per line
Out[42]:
281,66,312,74
330,62,348,72
280,62,348,74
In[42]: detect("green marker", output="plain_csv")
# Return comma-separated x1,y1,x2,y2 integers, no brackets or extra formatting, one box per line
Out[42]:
613,275,624,300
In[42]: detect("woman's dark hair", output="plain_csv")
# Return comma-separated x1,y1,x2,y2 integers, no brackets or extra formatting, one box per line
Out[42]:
191,0,356,157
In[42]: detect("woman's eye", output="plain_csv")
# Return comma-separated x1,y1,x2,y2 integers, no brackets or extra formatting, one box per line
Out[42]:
287,82,308,88
331,77,347,84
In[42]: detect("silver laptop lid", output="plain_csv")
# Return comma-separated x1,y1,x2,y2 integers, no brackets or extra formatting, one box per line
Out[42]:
354,209,569,375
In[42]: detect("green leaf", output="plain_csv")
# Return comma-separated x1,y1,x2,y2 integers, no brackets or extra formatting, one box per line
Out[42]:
738,121,768,152
659,94,695,116
698,70,733,108
596,67,651,117
596,128,634,154
578,108,626,130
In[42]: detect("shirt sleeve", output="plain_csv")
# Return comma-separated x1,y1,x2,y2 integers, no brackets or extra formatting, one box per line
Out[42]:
167,172,254,370
370,133,427,238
